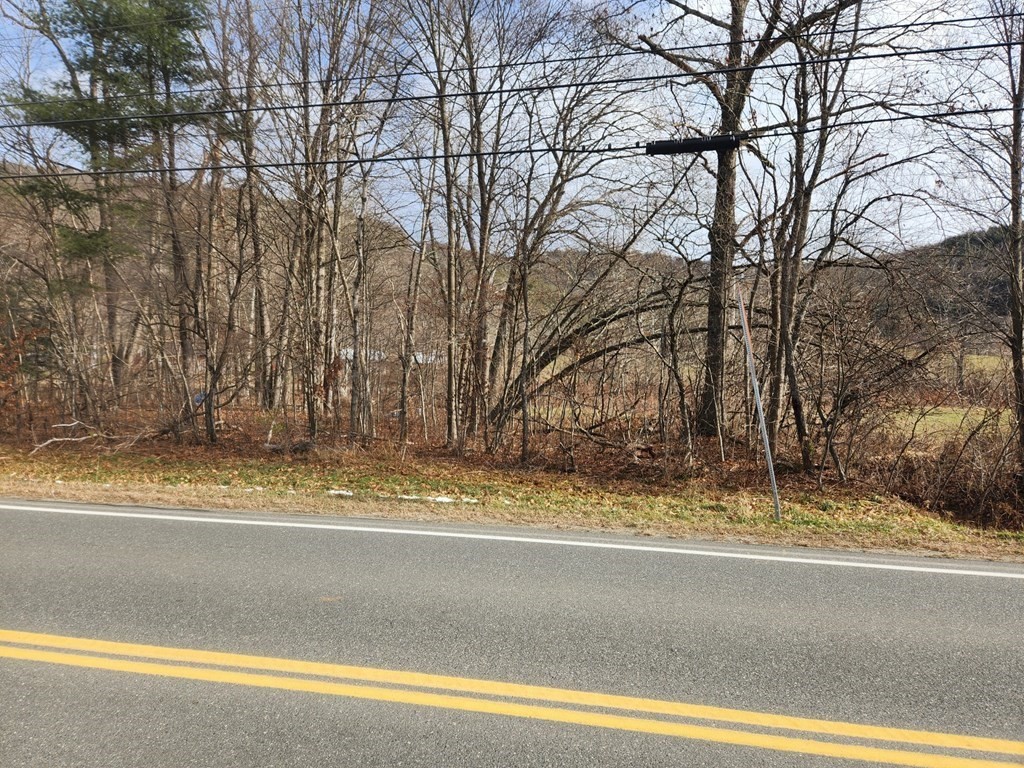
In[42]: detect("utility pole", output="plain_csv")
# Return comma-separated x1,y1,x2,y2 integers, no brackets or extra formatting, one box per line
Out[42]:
647,135,779,518
647,134,745,448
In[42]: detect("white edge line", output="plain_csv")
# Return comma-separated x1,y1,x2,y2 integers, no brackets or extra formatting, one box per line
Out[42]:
1,501,1022,579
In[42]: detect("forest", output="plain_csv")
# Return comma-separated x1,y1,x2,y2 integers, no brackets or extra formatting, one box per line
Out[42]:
1,0,1024,528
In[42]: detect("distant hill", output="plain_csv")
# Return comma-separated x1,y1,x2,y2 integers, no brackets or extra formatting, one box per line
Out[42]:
900,225,1011,319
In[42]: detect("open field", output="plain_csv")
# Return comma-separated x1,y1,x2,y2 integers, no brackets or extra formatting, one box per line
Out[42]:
1,442,1021,562
886,406,1014,438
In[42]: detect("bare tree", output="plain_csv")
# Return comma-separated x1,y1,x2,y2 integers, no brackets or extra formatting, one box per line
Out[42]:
254,0,391,442
738,7,930,470
602,0,862,443
933,0,1024,486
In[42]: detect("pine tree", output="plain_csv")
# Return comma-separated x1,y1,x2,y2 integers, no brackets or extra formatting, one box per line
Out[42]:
12,0,208,395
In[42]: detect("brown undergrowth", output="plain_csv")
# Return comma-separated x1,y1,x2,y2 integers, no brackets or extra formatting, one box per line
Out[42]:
0,431,1021,562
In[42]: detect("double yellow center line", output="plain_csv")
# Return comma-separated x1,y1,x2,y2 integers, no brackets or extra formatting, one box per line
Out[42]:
1,629,1021,767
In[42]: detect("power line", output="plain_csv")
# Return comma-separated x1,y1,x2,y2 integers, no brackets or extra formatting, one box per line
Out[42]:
751,104,1021,139
1,104,1018,182
0,143,640,181
0,4,1003,51
0,10,1019,114
0,40,1012,133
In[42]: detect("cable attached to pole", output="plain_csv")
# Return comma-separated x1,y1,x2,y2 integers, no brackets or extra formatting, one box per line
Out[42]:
736,288,782,523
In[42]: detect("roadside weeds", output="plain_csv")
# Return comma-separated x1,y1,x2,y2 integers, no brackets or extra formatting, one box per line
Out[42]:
0,444,1021,562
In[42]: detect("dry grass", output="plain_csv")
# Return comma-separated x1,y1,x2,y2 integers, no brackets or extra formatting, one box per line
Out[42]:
1,440,1021,562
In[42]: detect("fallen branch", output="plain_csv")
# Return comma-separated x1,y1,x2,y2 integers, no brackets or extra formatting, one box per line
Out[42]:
30,434,101,455
30,421,137,455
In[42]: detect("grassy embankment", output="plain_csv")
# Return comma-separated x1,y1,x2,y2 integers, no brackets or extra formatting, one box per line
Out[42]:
0,442,1021,562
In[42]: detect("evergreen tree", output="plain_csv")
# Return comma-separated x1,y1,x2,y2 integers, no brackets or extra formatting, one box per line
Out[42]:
12,0,208,395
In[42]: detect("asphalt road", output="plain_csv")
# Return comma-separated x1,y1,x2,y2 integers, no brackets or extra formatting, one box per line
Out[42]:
1,498,1022,767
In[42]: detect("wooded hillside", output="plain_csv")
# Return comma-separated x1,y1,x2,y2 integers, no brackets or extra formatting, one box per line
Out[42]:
2,0,1024,527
